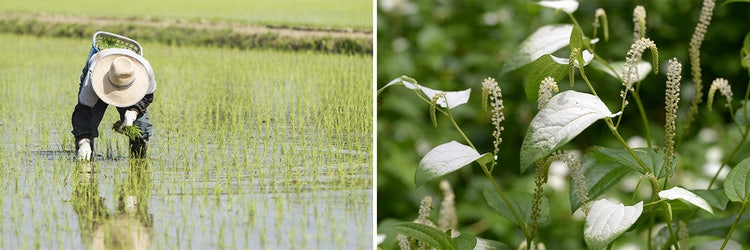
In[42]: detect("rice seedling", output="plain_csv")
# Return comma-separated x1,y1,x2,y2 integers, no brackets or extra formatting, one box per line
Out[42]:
0,33,372,249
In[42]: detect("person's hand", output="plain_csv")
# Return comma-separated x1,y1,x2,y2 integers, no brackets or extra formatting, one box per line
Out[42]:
124,110,138,126
77,138,91,161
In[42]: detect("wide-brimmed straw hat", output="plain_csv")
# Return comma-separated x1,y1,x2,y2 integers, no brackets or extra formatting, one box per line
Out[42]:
91,52,149,107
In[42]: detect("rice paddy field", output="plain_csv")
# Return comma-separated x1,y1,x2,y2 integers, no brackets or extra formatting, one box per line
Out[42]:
0,0,372,29
0,33,372,249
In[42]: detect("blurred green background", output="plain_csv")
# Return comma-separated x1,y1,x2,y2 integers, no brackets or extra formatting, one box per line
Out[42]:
377,0,750,248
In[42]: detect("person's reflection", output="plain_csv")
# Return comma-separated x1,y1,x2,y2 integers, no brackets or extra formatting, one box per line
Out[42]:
72,160,153,250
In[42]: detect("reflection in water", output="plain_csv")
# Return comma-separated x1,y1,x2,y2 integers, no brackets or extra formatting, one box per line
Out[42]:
72,160,153,249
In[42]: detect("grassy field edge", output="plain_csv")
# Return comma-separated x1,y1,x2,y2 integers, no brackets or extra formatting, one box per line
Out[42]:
0,12,373,55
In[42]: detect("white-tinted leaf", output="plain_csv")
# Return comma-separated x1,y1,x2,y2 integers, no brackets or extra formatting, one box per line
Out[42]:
584,199,643,249
376,234,386,245
381,75,419,90
420,87,471,109
658,186,714,214
378,76,470,109
590,61,651,82
502,25,573,74
520,90,620,172
550,50,594,68
416,141,482,187
538,0,579,14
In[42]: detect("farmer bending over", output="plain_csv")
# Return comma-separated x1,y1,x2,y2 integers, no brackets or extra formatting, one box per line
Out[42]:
71,40,156,160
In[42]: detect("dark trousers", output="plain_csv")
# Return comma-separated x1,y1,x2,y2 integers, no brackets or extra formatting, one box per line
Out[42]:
71,46,152,149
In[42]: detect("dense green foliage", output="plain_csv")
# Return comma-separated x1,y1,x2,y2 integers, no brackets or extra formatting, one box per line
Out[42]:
0,0,371,29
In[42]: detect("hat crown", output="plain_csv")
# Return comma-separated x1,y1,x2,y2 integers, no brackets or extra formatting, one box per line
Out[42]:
107,56,136,87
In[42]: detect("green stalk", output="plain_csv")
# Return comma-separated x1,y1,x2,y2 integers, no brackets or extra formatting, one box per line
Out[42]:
445,106,526,236
709,79,750,188
630,91,653,148
605,118,650,173
721,202,748,250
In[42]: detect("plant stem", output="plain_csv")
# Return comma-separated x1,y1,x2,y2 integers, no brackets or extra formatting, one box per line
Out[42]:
445,105,528,239
721,201,748,250
630,91,652,148
661,202,680,250
605,118,650,173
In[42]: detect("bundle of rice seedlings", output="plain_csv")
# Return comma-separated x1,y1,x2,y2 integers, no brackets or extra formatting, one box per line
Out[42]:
113,121,143,141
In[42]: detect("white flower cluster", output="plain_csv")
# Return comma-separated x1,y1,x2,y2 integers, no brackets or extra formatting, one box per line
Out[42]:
482,77,505,156
538,76,559,110
708,78,733,111
622,38,657,90
633,5,647,40
665,58,682,176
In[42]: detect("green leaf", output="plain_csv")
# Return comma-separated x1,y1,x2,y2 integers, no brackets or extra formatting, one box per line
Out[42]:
570,24,583,51
724,156,750,203
520,91,619,172
483,190,549,228
453,233,477,250
734,101,750,125
416,141,483,187
523,55,568,103
475,238,513,250
391,222,457,250
741,33,750,69
693,189,729,211
594,146,666,178
725,0,750,5
501,24,573,74
569,152,633,212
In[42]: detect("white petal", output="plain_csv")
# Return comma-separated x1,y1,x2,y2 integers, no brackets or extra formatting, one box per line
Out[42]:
658,186,714,214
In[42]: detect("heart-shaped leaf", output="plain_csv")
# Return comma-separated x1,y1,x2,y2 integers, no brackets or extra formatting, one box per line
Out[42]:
569,152,633,212
658,186,714,214
520,90,619,172
523,55,568,103
594,147,666,178
584,199,643,249
391,222,456,250
416,141,484,187
724,156,750,203
484,190,549,227
502,25,573,74
692,189,729,211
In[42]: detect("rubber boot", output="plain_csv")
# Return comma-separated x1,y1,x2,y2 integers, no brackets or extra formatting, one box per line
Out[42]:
130,138,148,158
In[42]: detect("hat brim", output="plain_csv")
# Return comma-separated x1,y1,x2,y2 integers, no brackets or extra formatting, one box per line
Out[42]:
91,54,149,107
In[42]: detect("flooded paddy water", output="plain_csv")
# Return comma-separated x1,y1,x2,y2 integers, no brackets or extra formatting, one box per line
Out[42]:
0,34,372,249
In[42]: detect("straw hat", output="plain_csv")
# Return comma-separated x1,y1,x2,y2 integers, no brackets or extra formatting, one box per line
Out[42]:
91,53,149,107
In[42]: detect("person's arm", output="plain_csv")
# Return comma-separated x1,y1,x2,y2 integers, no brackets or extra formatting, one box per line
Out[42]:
126,93,154,115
